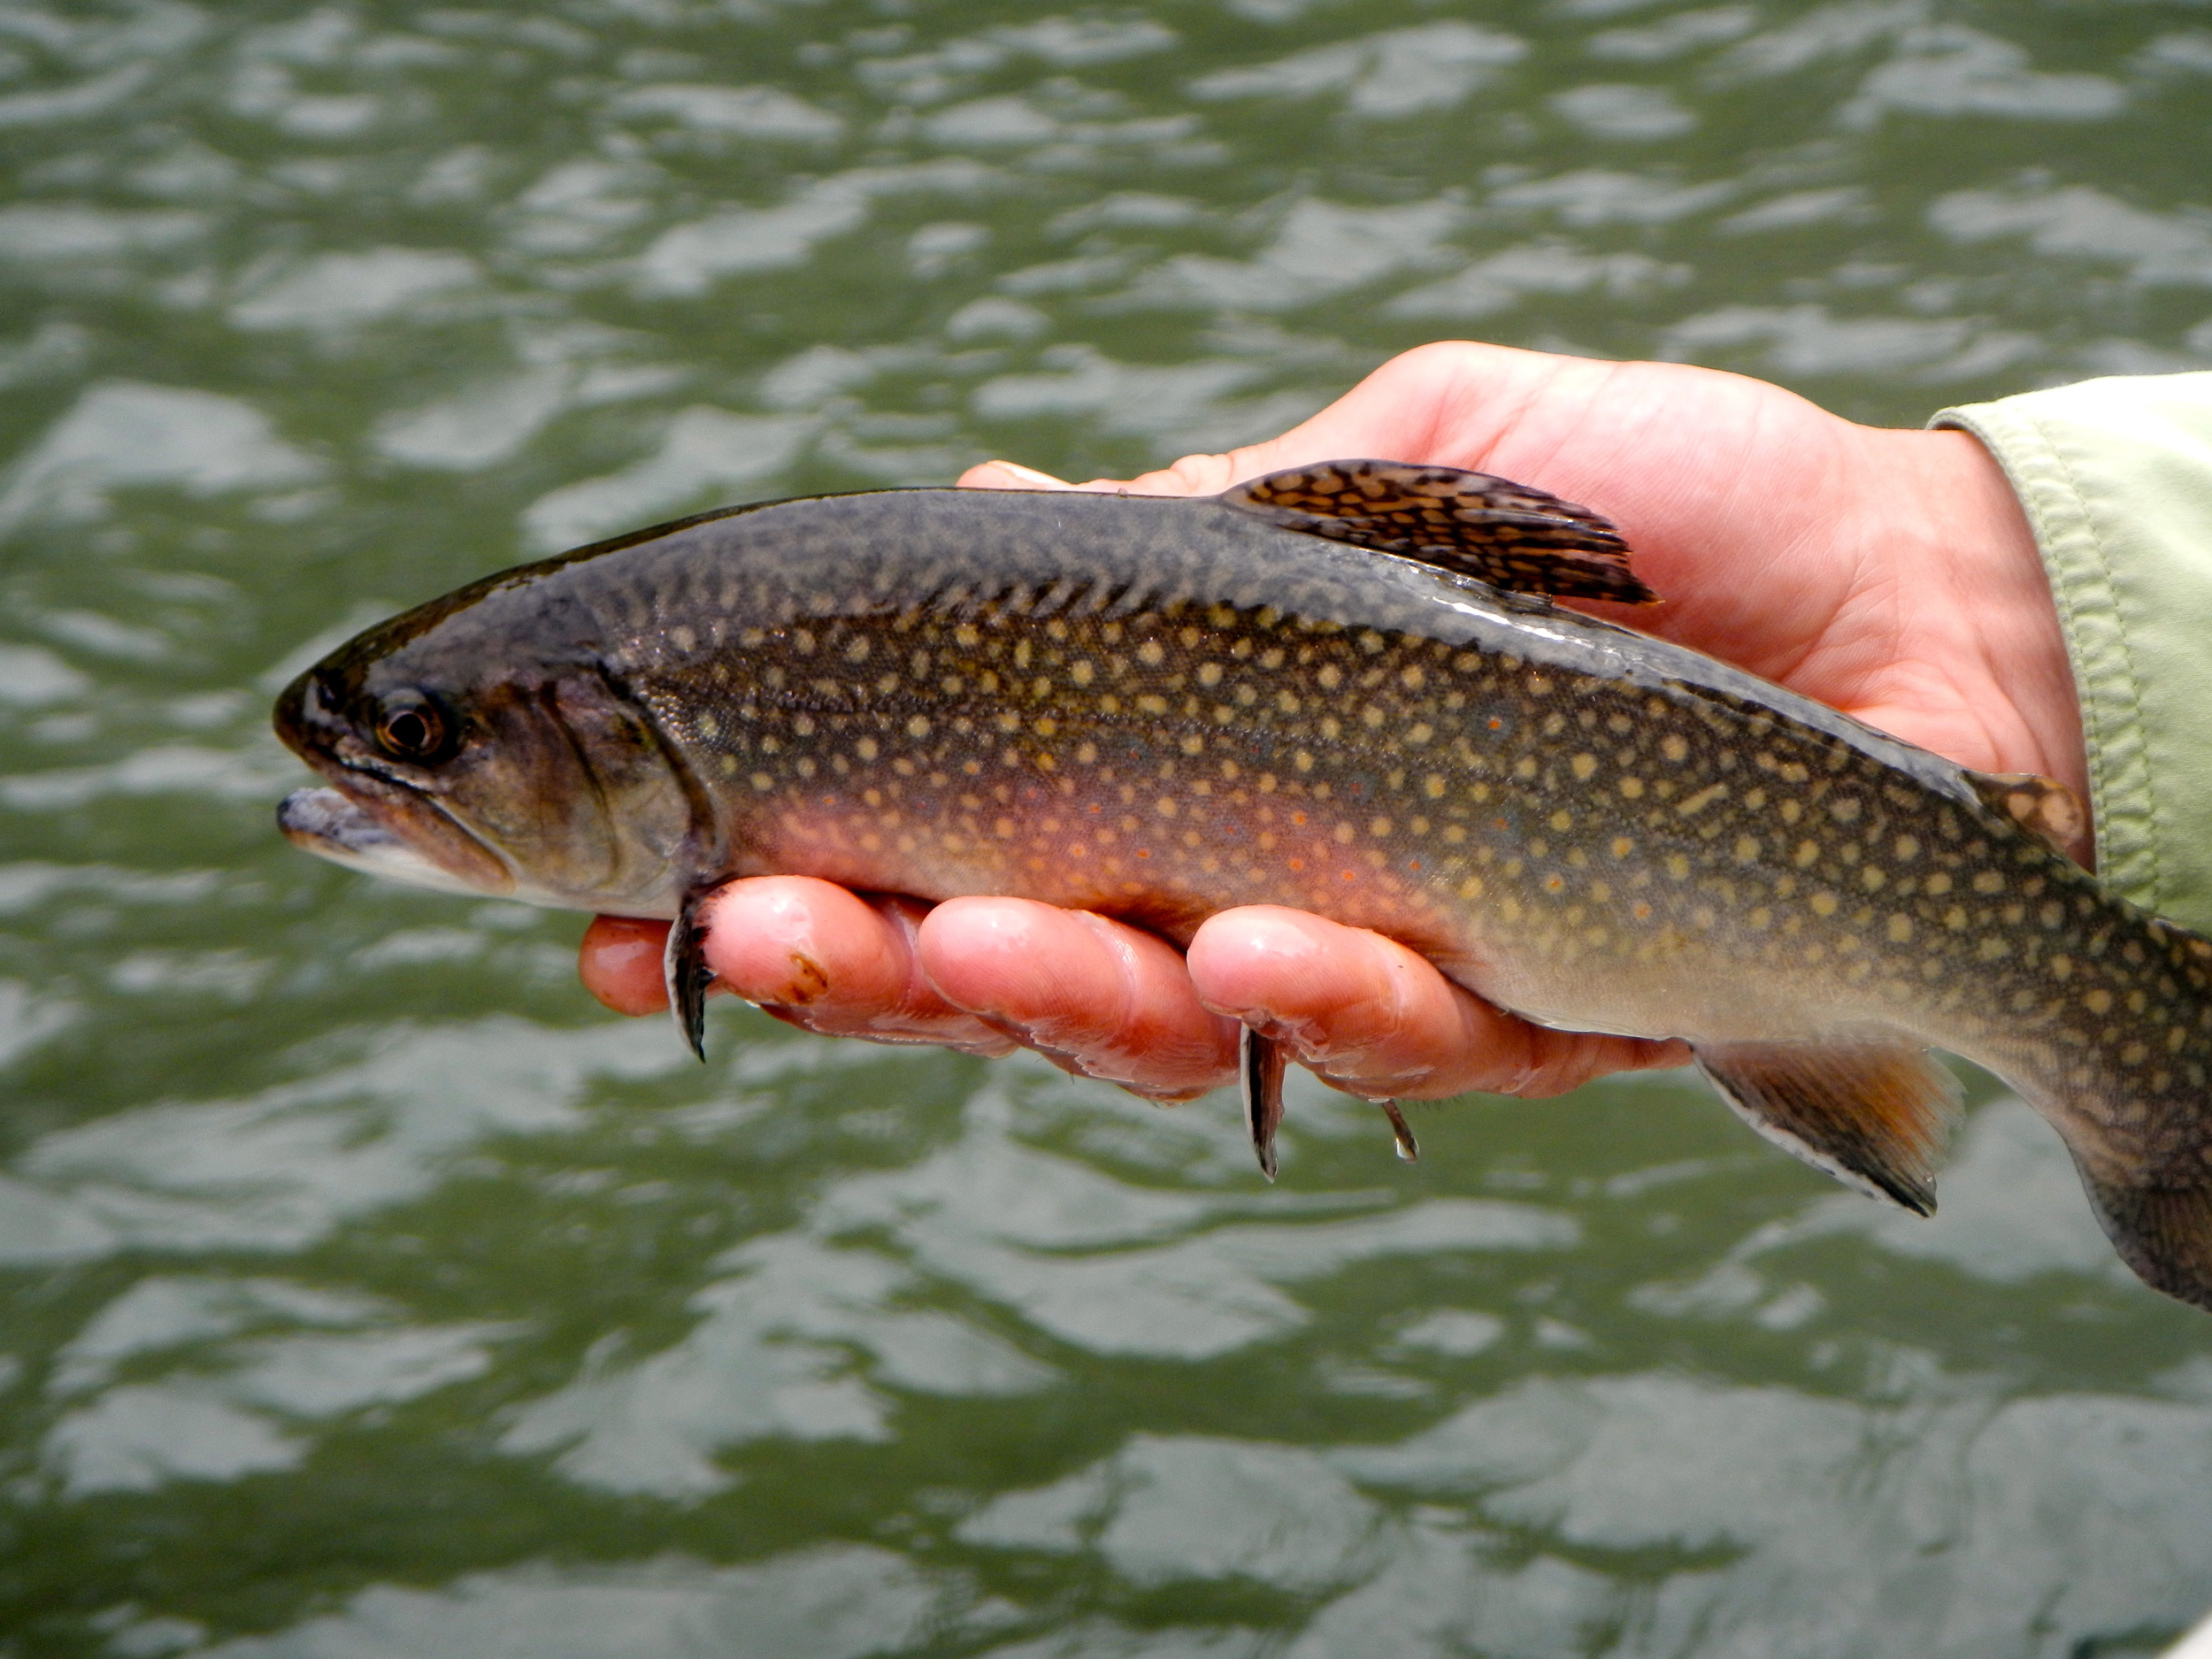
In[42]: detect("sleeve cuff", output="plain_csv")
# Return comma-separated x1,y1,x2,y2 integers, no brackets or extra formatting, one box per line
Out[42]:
1932,373,2212,928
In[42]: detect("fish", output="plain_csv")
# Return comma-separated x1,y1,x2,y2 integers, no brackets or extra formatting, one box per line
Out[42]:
272,460,2212,1312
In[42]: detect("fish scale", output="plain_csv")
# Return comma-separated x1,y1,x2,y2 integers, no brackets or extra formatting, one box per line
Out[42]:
273,463,2212,1313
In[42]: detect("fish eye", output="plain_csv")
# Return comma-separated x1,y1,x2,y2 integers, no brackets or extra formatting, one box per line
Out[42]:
373,693,455,764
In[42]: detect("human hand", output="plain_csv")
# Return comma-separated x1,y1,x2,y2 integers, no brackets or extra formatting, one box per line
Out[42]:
580,341,2077,1109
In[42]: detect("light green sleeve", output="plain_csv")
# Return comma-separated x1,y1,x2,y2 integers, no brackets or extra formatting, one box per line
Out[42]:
1932,373,2212,931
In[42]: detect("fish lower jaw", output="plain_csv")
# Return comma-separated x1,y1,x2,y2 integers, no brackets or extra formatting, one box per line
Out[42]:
280,786,507,901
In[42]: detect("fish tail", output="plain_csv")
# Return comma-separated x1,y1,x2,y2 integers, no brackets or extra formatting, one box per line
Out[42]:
2073,1173,2212,1311
2023,913,2212,1311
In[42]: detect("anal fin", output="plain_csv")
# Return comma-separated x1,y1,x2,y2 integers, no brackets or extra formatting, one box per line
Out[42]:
1240,1025,1286,1182
1219,460,1655,604
664,887,719,1061
1695,1040,1962,1215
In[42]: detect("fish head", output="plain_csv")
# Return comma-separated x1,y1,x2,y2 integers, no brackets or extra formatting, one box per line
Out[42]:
273,590,694,916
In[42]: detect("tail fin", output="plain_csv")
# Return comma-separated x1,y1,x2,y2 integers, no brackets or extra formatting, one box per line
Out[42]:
1994,897,2212,1313
2072,1170,2212,1312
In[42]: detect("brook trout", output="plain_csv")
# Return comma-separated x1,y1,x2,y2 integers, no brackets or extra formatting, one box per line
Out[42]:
273,462,2212,1311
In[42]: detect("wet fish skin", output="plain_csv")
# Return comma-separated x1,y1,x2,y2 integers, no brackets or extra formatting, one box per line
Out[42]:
273,472,2212,1311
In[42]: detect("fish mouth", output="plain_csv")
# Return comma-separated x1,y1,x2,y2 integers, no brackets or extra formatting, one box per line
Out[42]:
278,781,513,898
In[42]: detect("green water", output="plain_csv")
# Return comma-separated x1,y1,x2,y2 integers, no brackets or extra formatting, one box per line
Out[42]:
4,1,2212,1653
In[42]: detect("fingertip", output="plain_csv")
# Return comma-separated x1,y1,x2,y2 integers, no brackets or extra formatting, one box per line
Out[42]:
697,876,873,1008
579,914,672,1017
1186,906,1374,1020
911,895,1061,1008
918,898,1238,1096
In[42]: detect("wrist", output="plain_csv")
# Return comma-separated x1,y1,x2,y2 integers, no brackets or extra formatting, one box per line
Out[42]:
1867,423,2090,849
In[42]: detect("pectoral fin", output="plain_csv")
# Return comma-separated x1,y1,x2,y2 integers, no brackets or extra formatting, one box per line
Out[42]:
1220,460,1655,604
1963,769,2087,857
1694,1040,1962,1215
1240,1025,1286,1181
664,887,719,1061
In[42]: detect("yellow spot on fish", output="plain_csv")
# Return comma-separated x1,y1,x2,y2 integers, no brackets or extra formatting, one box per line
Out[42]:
1662,734,1688,762
1794,840,1819,868
1861,865,1886,891
1317,664,1342,690
1071,660,1094,687
1887,914,1914,942
1734,836,1760,863
1810,892,1839,916
1894,835,1920,861
1611,837,1633,858
907,716,931,738
1666,855,1690,880
1619,776,1645,799
1571,753,1597,780
1179,733,1203,756
1198,662,1222,687
1515,757,1539,780
1460,876,1484,898
1973,871,2004,895
1678,784,1726,816
1926,872,1952,895
1334,822,1356,843
2085,988,2113,1014
1137,641,1164,667
750,772,774,792
1294,751,1314,772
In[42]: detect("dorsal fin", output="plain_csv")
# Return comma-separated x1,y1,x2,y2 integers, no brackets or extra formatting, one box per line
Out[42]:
1218,460,1655,604
1695,1039,1962,1215
1963,770,2087,857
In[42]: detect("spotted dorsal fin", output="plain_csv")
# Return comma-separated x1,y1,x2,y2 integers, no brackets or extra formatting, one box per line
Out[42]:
1964,770,2087,858
1219,460,1655,604
1695,1040,1962,1215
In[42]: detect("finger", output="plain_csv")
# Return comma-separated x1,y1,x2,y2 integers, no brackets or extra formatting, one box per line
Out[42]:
698,877,1016,1054
1187,906,1686,1100
917,897,1240,1100
957,459,1074,489
580,914,675,1016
